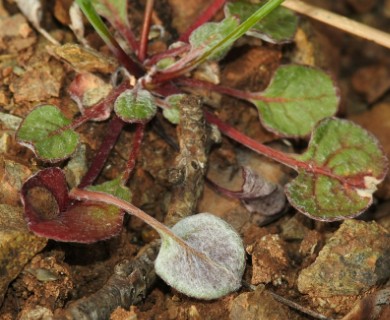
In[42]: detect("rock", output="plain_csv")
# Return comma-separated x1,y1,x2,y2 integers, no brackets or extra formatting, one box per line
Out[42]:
0,157,33,207
0,14,37,53
297,220,390,313
0,218,47,305
248,234,290,285
10,59,65,103
229,286,298,320
17,305,53,320
299,230,324,268
280,214,312,241
13,252,73,315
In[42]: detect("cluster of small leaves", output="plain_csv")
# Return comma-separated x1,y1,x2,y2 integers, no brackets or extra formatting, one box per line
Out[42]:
14,0,388,301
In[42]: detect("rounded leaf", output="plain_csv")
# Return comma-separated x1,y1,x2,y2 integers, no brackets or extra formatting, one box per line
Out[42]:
252,65,339,137
286,118,388,221
16,105,79,161
155,213,246,300
22,168,130,243
114,89,157,123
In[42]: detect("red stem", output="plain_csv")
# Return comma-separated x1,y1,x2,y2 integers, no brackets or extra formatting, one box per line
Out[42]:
110,45,144,78
49,82,130,138
78,115,125,188
114,20,140,53
204,110,360,187
178,0,227,43
177,77,263,101
121,123,145,184
139,0,155,62
70,188,187,246
203,110,299,170
144,44,190,67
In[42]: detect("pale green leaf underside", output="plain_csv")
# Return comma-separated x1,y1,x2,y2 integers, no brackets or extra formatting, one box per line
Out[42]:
86,178,132,219
156,213,246,300
114,89,157,123
286,118,388,221
189,16,239,60
87,178,131,202
16,105,79,161
225,1,298,43
252,65,339,137
163,94,186,125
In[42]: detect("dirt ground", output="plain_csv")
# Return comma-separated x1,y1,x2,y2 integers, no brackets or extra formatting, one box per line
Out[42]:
1,0,390,319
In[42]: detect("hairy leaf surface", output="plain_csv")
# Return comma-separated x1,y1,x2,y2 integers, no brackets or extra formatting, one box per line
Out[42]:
16,105,79,161
286,118,388,220
114,89,157,123
189,16,239,61
162,94,186,124
252,65,339,137
156,213,246,300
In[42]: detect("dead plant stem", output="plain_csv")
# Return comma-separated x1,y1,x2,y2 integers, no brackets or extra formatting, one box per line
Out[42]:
283,0,390,49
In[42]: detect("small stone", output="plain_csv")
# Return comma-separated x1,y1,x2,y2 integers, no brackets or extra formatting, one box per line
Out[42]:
280,214,312,240
299,230,324,267
0,228,47,306
248,234,289,285
298,219,390,297
229,286,297,320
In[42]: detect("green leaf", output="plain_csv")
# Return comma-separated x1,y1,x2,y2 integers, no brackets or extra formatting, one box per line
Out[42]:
190,0,284,67
156,213,246,300
114,89,157,123
225,1,298,43
16,105,79,161
76,0,116,47
251,65,339,137
91,0,129,27
286,118,388,221
87,178,131,202
162,94,186,125
190,17,239,60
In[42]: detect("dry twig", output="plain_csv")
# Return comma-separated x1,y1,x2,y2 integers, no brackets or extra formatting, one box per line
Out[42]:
283,0,390,49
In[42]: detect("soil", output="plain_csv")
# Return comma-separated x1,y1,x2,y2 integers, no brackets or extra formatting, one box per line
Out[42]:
1,0,390,319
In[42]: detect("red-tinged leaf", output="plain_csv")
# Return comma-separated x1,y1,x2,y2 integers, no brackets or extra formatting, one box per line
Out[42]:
286,118,388,221
209,167,286,217
21,168,126,243
68,72,112,121
16,105,79,161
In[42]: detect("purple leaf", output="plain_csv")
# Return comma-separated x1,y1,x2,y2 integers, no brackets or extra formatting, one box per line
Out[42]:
21,168,125,243
209,166,286,216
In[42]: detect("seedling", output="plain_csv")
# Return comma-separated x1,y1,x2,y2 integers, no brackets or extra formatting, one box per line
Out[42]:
16,0,388,300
